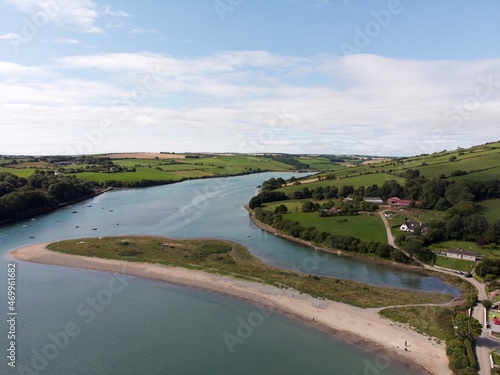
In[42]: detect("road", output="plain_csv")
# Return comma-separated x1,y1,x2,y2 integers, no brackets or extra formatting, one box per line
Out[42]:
379,208,496,375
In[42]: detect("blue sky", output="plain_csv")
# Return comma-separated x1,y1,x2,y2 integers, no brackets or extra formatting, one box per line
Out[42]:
0,0,499,156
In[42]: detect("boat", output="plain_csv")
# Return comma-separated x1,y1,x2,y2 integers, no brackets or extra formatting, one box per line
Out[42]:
72,211,77,214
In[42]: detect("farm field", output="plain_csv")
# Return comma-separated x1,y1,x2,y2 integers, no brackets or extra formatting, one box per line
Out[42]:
309,142,500,182
278,173,404,194
434,256,476,273
476,199,500,223
430,240,500,259
72,168,184,183
282,212,387,243
0,166,36,178
0,155,295,185
297,157,346,171
263,199,323,213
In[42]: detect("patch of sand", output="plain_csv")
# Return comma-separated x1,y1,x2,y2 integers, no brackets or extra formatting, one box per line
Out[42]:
11,243,450,375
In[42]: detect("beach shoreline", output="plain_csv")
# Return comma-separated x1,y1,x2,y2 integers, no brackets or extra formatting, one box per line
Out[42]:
11,242,450,375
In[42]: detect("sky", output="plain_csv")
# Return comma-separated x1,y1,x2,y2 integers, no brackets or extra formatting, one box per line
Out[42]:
0,0,499,156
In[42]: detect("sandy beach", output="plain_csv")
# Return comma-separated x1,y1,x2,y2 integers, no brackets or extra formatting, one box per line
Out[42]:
11,243,451,375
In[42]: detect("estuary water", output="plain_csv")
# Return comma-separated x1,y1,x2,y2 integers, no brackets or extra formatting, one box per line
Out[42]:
0,172,452,374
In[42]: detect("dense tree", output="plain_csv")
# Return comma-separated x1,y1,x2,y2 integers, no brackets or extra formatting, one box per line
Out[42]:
301,200,317,212
339,185,354,198
485,220,500,244
274,204,288,214
455,315,482,340
462,214,488,240
445,182,474,206
446,215,464,239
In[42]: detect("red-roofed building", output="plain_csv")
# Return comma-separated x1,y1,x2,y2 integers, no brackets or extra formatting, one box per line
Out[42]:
387,197,400,205
388,198,413,208
392,199,412,208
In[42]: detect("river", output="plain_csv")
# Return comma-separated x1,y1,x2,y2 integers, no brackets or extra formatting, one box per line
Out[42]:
0,172,451,374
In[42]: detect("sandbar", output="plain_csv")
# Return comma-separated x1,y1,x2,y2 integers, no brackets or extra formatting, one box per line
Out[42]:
11,242,451,375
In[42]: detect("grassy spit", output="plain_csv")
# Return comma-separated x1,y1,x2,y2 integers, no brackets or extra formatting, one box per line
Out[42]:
47,236,457,309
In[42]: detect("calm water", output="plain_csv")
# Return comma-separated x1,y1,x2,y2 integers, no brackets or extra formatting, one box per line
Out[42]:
0,173,450,374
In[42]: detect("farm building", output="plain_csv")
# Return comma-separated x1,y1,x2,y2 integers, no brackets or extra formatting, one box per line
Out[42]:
388,197,412,208
363,197,383,205
445,248,480,261
387,197,400,205
400,220,427,233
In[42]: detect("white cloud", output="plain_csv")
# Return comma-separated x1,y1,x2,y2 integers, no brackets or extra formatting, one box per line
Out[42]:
101,5,130,18
1,52,500,155
106,21,125,29
2,0,129,34
131,28,159,34
51,38,79,44
0,32,24,42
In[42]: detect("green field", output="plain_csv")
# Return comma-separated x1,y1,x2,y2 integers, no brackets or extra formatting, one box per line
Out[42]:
434,256,476,272
60,155,295,184
298,157,346,171
431,240,500,258
283,212,387,243
0,155,295,185
388,209,447,236
310,142,500,183
431,240,482,252
73,167,184,183
46,236,453,308
0,166,36,178
380,306,455,341
477,199,500,223
279,173,404,193
263,199,323,213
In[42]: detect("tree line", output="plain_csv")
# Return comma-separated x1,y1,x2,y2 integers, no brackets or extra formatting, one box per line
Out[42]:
254,173,500,246
0,171,95,222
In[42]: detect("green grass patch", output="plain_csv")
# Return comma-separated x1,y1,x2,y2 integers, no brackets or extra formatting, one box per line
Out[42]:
0,166,36,178
263,199,322,214
280,212,387,243
434,256,476,273
71,168,184,182
47,236,454,308
476,199,500,223
431,240,500,258
379,306,455,340
299,157,346,171
278,173,404,193
490,351,500,367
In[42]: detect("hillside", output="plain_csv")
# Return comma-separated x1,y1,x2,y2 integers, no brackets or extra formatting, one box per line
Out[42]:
247,141,500,268
270,141,498,194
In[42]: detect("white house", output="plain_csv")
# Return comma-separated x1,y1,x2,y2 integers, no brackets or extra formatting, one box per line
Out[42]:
400,220,427,233
445,248,480,261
